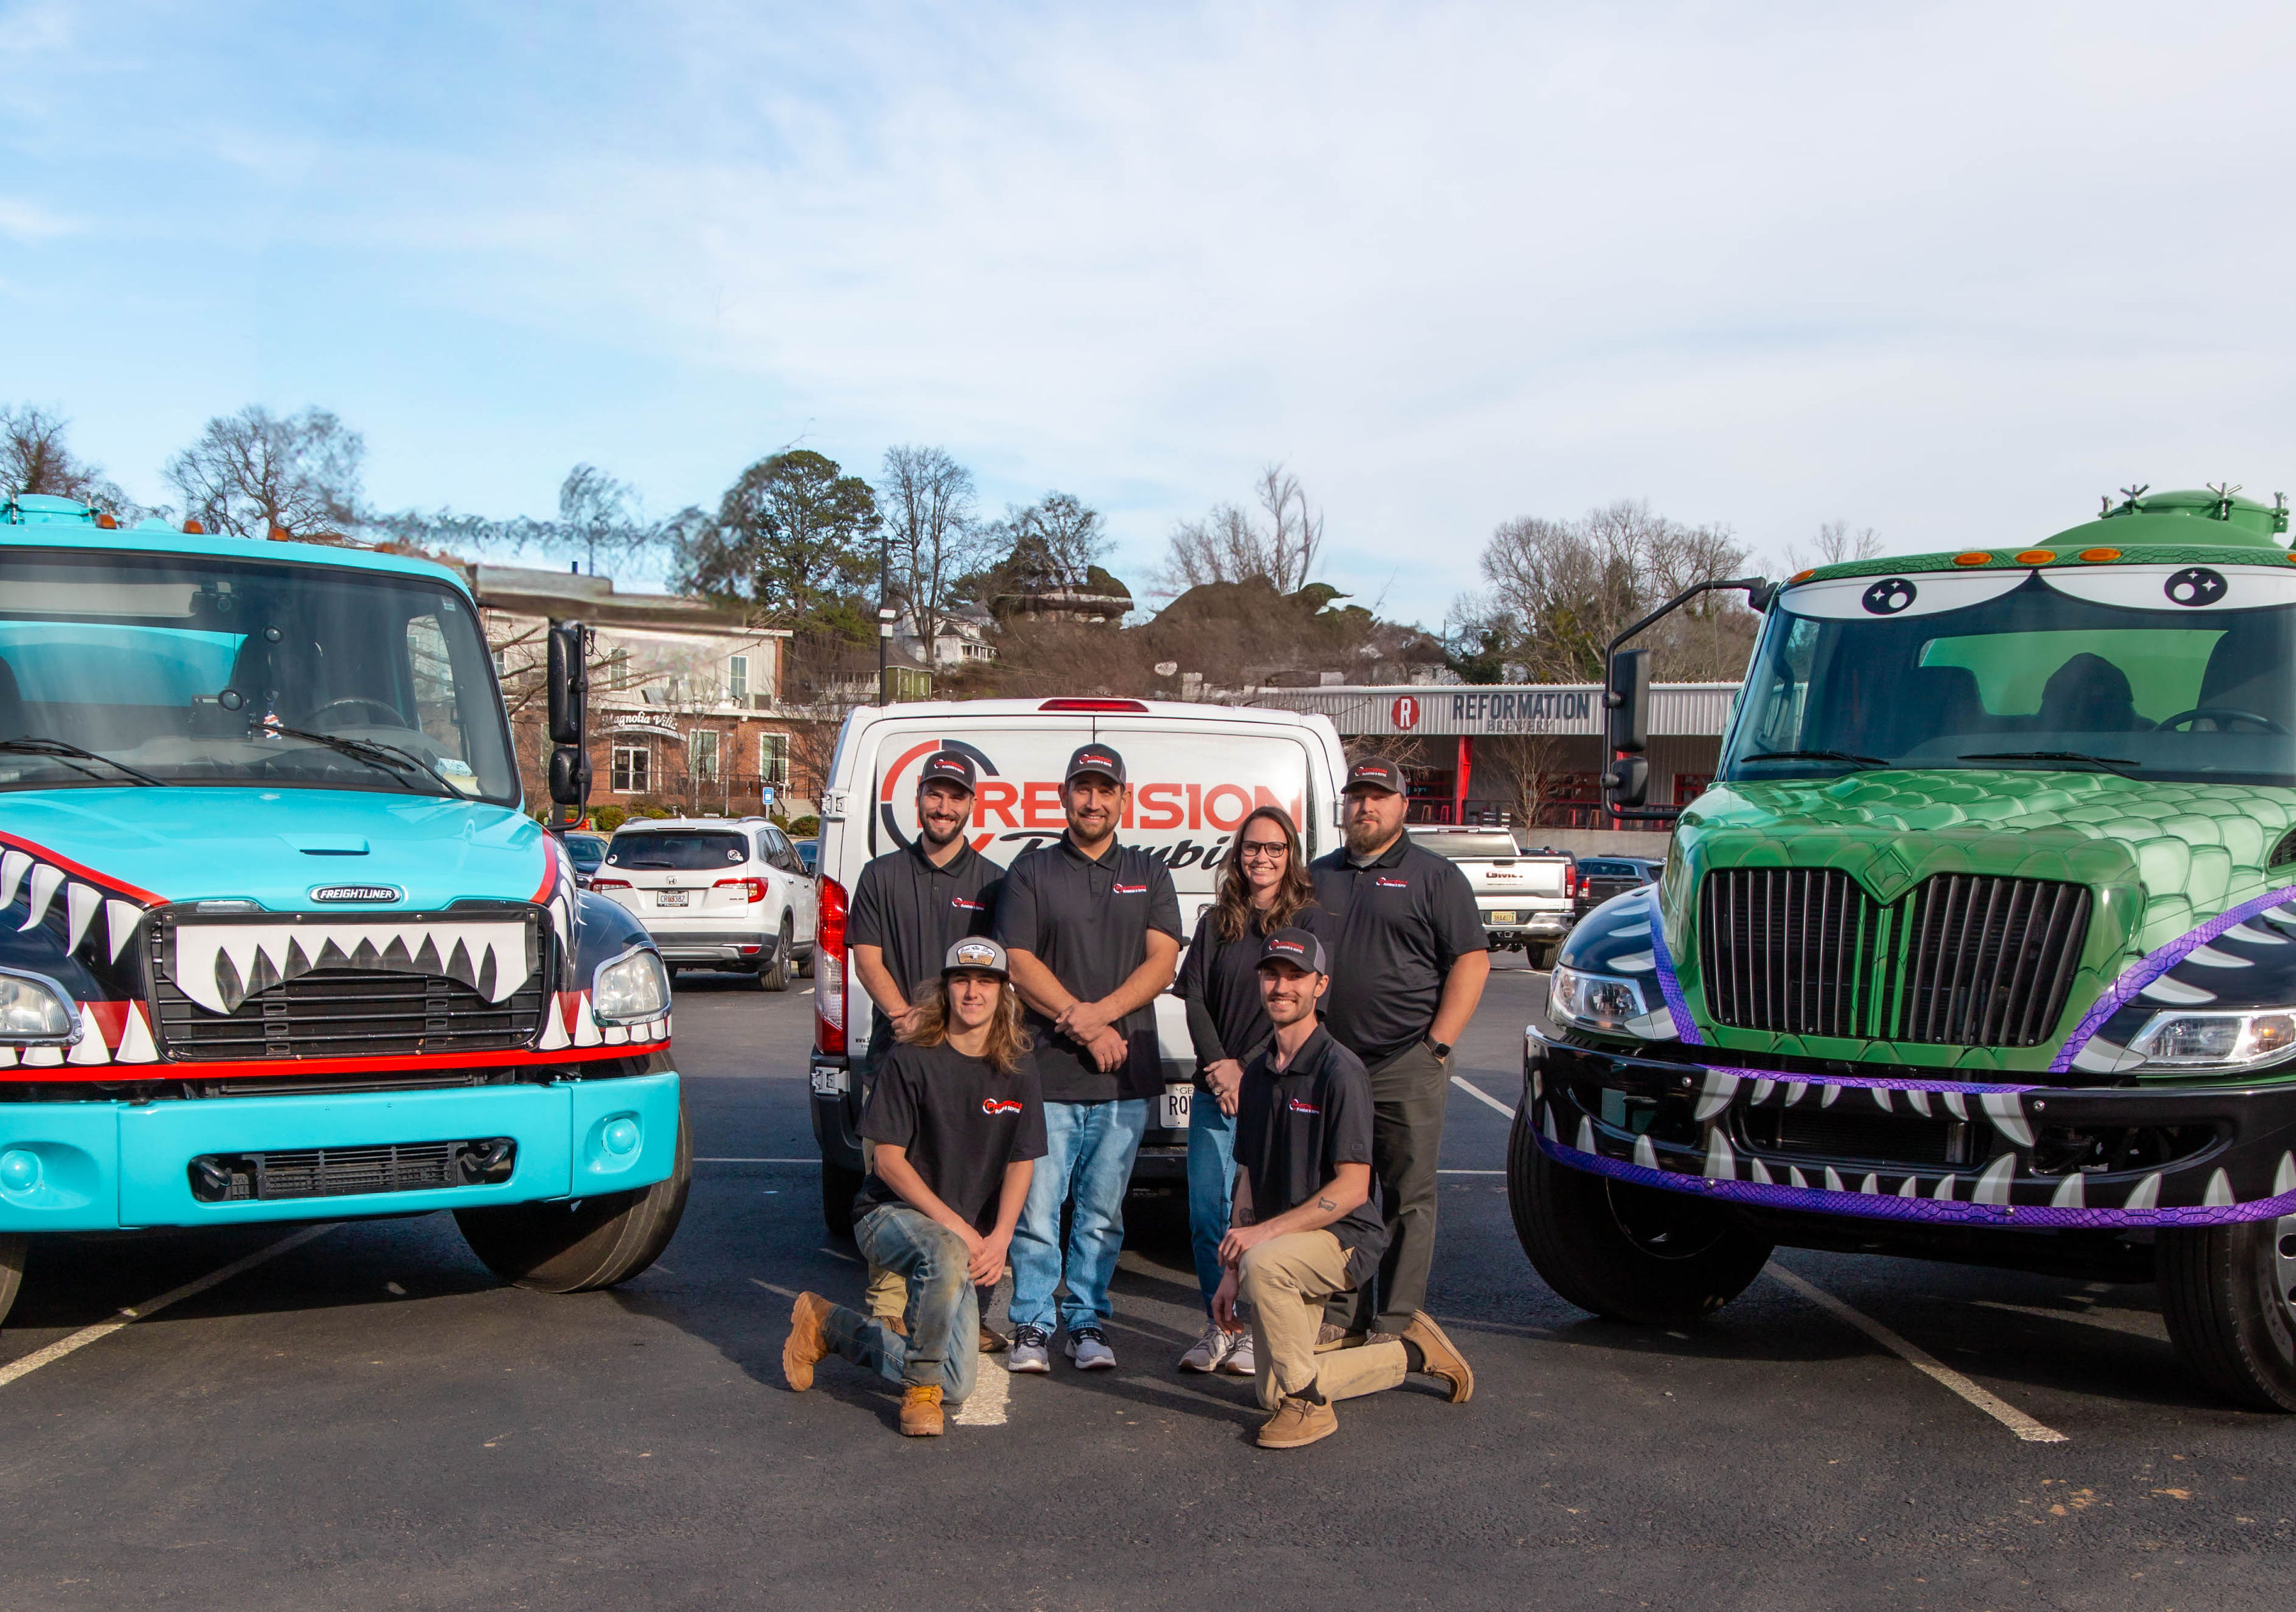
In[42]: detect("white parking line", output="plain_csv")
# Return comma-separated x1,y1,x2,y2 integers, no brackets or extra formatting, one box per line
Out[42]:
0,1222,338,1391
698,1157,821,1164
1768,1266,2068,1442
1451,1075,1517,1119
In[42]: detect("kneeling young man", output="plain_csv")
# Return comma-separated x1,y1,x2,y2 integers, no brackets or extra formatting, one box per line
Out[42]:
1214,927,1475,1450
784,938,1044,1436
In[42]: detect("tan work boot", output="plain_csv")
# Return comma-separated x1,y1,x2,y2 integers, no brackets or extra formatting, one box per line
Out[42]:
783,1292,837,1392
1256,1393,1338,1449
1400,1311,1474,1403
899,1384,945,1437
883,1315,909,1338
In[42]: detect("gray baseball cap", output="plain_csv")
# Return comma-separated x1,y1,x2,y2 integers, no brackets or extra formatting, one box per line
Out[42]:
943,937,1010,978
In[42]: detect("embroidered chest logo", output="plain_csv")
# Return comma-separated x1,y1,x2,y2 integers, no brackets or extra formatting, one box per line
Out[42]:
951,896,985,911
981,1097,1024,1115
1286,1097,1321,1115
1374,877,1409,889
1111,883,1148,895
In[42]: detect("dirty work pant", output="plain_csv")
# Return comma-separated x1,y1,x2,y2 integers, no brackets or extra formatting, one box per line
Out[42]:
823,1203,980,1402
1010,1097,1149,1335
1332,1039,1449,1335
1186,1097,1238,1316
1241,1229,1408,1409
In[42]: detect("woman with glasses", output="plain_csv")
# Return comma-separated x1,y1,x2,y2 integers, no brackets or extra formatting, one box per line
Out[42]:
1173,804,1329,1375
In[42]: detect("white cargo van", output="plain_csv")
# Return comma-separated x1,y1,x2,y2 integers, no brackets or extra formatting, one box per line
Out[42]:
807,696,1348,1233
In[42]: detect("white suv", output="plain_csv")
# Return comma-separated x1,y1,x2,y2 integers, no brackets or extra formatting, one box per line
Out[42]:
593,817,818,990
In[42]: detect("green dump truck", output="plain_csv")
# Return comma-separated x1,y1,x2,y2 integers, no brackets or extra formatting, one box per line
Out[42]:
1514,486,2296,1410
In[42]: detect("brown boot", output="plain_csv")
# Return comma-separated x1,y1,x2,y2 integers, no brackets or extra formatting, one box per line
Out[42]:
1400,1311,1474,1403
1256,1393,1338,1449
783,1292,837,1391
978,1324,1008,1354
899,1384,945,1436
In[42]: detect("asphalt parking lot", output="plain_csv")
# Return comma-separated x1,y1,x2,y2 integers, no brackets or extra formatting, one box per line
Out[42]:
4,961,2294,1610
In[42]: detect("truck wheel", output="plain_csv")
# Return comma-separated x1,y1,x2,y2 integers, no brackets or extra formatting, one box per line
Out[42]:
2159,1219,2296,1412
455,1102,691,1293
1527,943,1558,972
0,1233,24,1328
757,918,793,992
1507,1099,1771,1324
821,1159,863,1239
795,944,814,980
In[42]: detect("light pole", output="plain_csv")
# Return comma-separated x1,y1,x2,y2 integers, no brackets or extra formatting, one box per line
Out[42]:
877,527,894,707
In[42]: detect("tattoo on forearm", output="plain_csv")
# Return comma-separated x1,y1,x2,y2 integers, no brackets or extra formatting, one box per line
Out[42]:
1316,1196,1337,1212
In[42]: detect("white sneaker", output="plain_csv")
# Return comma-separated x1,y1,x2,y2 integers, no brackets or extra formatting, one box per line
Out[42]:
1177,1321,1233,1374
1065,1326,1117,1370
1218,1329,1256,1376
1006,1324,1051,1374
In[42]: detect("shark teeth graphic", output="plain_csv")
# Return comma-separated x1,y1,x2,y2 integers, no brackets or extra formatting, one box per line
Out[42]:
1633,1134,1659,1171
63,882,101,951
1898,1176,1920,1199
1906,1089,1932,1117
2184,945,2251,969
1783,1081,1807,1106
1871,1086,1893,1113
1694,1071,1739,1122
1942,1091,1969,1120
1788,1167,1810,1190
1750,1158,1773,1185
2204,1168,2237,1208
104,900,141,962
1973,1154,2018,1206
1704,1131,1736,1180
2072,1037,2145,1074
1981,1092,2035,1148
538,994,573,1051
1823,1166,1846,1194
2142,975,2217,1005
2049,1173,2086,1208
2221,922,2288,946
1751,1079,1775,1105
1932,1174,1957,1202
0,850,29,909
1610,951,1655,974
113,1002,158,1064
19,863,64,931
172,920,535,1014
2277,1153,2296,1198
1821,1084,1843,1109
2123,1173,2163,1212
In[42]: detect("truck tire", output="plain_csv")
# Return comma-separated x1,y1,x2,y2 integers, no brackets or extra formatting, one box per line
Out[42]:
1507,1099,1771,1324
758,918,793,992
821,1159,864,1239
0,1233,24,1328
456,1102,691,1293
1527,943,1558,972
2159,1219,2296,1412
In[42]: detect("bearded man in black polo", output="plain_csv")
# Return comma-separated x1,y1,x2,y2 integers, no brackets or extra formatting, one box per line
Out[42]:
1214,927,1473,1449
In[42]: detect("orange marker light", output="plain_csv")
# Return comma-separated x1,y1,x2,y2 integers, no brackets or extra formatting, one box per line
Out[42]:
94,513,117,529
2080,548,2121,562
1953,552,1991,566
1790,568,1815,583
182,519,205,534
2015,550,2055,564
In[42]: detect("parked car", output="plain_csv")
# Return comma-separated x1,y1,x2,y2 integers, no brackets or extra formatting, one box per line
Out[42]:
1407,826,1577,969
1573,854,1663,918
592,817,818,990
561,829,609,889
793,837,818,876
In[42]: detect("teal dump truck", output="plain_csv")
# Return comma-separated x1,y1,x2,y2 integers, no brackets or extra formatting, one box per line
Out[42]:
1515,486,2296,1410
0,494,686,1328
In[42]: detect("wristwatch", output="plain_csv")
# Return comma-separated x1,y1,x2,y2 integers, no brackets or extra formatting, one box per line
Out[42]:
1425,1037,1452,1060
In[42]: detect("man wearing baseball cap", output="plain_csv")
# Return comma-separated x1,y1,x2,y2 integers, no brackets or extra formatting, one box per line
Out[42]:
846,748,1006,1338
1213,925,1473,1449
1309,756,1489,1344
784,937,1045,1437
994,742,1182,1372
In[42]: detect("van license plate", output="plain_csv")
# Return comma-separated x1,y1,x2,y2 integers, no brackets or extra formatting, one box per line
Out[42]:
656,891,691,907
1161,1085,1191,1129
1487,910,1519,924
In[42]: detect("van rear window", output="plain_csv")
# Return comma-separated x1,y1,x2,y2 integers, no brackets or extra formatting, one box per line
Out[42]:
607,832,747,869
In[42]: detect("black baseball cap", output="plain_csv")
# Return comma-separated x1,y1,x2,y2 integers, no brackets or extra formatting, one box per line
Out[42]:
918,750,977,792
1344,758,1406,796
1256,926,1328,976
944,937,1010,978
1064,744,1127,786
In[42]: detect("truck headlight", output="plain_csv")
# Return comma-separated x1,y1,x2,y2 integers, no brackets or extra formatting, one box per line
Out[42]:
592,948,671,1023
0,969,78,1043
2129,1009,2296,1070
1547,965,1648,1036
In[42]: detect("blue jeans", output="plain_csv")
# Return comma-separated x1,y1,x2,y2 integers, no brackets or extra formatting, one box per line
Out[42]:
1010,1097,1149,1335
826,1203,981,1402
1186,1097,1237,1316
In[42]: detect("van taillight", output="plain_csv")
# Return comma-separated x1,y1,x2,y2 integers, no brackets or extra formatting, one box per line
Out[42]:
815,874,848,1055
1038,698,1148,712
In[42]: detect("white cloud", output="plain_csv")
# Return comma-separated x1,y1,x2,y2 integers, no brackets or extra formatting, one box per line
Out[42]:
0,197,79,238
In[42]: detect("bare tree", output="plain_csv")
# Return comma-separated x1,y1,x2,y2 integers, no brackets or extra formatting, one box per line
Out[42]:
1475,732,1576,830
557,464,649,575
878,445,990,654
165,406,365,539
1,405,131,509
1157,462,1324,597
985,492,1109,586
1782,518,1884,574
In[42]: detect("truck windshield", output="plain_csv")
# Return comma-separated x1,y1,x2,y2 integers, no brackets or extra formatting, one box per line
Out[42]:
0,547,518,802
1723,568,2296,785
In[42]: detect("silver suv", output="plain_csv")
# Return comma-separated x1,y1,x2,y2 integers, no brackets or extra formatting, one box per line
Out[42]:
593,817,818,990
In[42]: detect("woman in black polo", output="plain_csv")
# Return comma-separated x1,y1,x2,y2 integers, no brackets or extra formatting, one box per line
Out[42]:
1174,803,1324,1375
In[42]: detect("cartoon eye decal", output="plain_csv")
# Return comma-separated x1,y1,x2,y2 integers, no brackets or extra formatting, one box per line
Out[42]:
1779,571,2025,620
2041,564,2296,613
1862,578,1917,615
2165,567,2228,607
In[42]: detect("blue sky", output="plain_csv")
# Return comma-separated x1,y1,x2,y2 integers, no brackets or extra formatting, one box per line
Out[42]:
6,1,2296,624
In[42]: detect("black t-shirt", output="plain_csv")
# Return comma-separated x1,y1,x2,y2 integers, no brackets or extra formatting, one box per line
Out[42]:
1233,1023,1387,1289
1310,836,1485,1064
1177,903,1338,1087
857,1041,1048,1235
846,837,1003,1059
992,834,1182,1104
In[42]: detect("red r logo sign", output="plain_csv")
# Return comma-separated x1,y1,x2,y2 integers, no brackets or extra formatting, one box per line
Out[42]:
1392,695,1419,730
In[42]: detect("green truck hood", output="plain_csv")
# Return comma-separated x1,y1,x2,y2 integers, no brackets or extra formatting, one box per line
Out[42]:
1665,770,2296,1071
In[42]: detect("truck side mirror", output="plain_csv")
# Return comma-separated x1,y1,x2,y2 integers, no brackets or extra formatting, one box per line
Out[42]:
1606,648,1650,754
547,622,586,747
1604,754,1649,808
548,745,591,809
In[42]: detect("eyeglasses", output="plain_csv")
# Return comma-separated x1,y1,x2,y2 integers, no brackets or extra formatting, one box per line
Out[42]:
1238,841,1290,861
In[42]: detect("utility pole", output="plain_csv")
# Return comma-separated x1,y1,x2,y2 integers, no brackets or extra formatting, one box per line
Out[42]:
877,525,894,707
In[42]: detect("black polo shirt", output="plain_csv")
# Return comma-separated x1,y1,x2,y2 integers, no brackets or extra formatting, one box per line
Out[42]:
857,1041,1047,1235
1234,1023,1387,1288
1310,835,1485,1064
993,833,1182,1104
846,836,1003,1059
1177,904,1338,1086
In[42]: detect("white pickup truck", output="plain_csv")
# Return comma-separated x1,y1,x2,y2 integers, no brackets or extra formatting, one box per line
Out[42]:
1406,827,1576,968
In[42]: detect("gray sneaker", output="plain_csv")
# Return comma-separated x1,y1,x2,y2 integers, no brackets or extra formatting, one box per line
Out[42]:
1177,1321,1232,1374
1006,1324,1051,1374
1065,1326,1117,1370
1218,1328,1256,1377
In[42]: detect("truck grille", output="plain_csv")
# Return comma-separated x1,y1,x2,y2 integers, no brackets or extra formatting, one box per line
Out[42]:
149,912,548,1061
1696,870,2088,1048
188,1138,516,1201
1739,1106,1973,1169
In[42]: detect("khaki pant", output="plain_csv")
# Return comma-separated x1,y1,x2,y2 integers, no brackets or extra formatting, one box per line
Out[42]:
1239,1230,1408,1410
